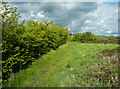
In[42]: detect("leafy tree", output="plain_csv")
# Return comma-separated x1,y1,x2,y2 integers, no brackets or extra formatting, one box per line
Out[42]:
72,32,102,43
73,33,82,42
81,32,94,42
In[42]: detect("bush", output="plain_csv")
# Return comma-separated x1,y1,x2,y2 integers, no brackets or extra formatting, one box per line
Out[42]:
72,33,82,42
2,1,69,83
72,32,100,43
72,32,117,43
108,35,116,40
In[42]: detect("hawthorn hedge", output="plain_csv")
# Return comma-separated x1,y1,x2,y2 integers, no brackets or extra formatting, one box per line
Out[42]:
2,1,69,83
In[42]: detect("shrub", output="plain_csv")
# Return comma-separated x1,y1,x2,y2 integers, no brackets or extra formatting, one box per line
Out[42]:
72,32,100,43
108,35,116,40
72,32,117,44
73,33,82,42
1,1,69,83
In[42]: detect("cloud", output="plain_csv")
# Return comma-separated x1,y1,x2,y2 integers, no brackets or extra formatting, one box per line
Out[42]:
84,20,92,24
107,30,112,33
37,12,44,18
8,2,118,35
80,2,118,35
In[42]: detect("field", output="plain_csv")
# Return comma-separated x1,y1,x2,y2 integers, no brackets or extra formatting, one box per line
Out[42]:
1,1,119,88
4,42,118,87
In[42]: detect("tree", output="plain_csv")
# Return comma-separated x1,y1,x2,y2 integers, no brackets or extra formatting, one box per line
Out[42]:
73,33,82,42
81,32,94,42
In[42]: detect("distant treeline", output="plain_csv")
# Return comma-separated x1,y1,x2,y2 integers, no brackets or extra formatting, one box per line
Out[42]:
70,32,119,44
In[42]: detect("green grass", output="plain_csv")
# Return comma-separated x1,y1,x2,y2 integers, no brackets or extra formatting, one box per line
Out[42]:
4,42,118,87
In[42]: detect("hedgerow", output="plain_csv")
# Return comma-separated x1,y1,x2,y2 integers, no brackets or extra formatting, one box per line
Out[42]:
1,1,69,83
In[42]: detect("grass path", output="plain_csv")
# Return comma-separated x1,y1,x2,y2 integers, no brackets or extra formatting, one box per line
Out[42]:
5,42,118,87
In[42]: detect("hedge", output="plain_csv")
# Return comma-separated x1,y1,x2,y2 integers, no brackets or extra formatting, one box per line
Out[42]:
1,1,69,83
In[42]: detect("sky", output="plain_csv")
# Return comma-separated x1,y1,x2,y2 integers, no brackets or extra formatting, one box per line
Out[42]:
8,1,119,36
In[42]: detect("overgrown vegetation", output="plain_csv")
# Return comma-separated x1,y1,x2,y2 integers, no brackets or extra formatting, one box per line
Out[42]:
79,46,119,87
1,1,69,83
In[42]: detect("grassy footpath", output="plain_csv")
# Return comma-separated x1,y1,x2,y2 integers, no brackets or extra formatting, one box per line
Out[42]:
4,42,118,87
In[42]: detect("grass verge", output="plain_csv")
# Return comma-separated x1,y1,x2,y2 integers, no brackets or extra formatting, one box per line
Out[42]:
3,42,118,87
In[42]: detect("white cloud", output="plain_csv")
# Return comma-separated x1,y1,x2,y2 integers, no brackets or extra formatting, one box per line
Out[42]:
84,20,92,24
81,27,95,30
107,30,112,33
9,2,118,35
61,3,76,10
100,20,104,24
97,0,103,5
30,11,35,17
37,12,44,18
80,2,118,35
31,14,35,17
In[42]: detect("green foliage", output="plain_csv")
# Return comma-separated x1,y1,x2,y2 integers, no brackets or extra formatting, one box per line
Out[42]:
72,32,118,43
66,34,72,42
72,33,82,42
72,32,101,42
100,35,116,41
116,36,120,39
94,35,118,44
1,1,22,83
2,1,69,83
81,32,95,42
108,35,116,40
